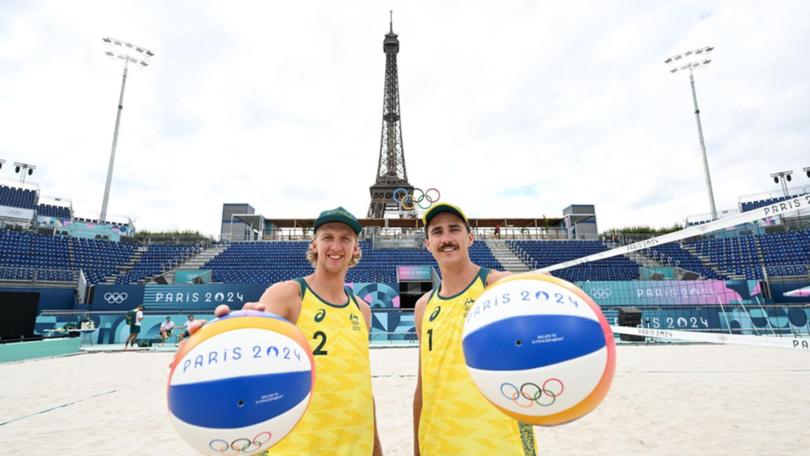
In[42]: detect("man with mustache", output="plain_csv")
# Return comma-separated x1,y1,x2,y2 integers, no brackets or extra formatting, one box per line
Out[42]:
413,203,538,455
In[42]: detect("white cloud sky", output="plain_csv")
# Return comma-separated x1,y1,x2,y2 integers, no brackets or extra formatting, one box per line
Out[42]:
1,0,808,236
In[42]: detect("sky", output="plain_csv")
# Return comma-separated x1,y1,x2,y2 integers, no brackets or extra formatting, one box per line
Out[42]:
1,1,809,237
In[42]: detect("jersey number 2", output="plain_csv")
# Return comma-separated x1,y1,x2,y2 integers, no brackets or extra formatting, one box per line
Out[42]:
313,330,328,356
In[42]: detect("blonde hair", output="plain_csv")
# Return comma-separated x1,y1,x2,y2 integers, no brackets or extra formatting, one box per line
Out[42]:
306,234,362,268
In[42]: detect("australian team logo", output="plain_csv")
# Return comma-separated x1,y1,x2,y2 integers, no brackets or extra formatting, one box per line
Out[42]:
463,298,475,317
314,309,326,322
429,306,441,322
349,313,362,331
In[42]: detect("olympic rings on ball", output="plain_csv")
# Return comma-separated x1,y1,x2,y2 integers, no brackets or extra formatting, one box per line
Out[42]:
499,379,565,409
391,187,441,210
208,431,272,454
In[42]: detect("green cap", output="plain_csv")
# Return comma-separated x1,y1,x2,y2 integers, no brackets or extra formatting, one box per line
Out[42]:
422,202,469,229
314,207,362,235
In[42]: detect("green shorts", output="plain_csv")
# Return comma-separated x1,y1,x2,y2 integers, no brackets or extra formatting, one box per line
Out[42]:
130,325,141,334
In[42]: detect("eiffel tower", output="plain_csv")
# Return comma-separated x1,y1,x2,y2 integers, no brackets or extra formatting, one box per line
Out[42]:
367,12,414,218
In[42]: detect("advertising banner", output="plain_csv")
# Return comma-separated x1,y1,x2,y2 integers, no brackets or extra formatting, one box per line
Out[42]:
90,284,146,311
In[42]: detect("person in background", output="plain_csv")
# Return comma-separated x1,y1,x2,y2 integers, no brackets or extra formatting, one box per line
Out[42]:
124,304,144,349
159,316,175,345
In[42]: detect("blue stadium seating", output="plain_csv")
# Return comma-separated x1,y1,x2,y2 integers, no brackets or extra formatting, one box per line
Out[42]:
71,237,136,284
508,240,640,281
115,244,200,284
644,242,726,280
740,195,797,212
686,230,810,279
203,240,502,284
37,204,71,219
0,185,37,209
3,226,808,286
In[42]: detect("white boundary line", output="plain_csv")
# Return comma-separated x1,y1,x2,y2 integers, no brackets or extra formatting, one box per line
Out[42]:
611,325,810,352
538,194,810,273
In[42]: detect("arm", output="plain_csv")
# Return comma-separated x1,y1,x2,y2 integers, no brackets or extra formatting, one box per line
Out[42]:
356,298,383,456
257,280,303,324
486,269,512,286
412,291,431,456
190,280,303,335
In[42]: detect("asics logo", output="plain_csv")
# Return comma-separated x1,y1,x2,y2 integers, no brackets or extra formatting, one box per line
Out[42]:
314,309,326,322
104,292,128,304
429,306,441,322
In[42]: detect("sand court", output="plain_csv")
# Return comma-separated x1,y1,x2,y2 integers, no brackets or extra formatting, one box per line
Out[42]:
0,344,808,455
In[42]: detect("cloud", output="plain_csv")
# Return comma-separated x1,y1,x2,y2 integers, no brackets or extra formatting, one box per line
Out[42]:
1,0,809,236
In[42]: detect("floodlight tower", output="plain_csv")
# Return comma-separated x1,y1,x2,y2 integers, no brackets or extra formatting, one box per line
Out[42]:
100,37,153,222
13,162,36,184
666,46,717,220
770,170,794,197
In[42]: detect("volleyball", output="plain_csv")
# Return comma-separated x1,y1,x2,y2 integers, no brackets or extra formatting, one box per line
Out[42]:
167,310,315,455
462,273,616,426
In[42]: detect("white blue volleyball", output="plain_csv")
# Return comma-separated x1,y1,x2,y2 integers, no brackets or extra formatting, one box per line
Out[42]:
462,273,616,426
167,310,315,454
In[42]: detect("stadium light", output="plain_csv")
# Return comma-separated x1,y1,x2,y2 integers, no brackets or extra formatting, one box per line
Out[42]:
666,46,718,220
770,171,793,197
99,37,154,222
12,162,36,184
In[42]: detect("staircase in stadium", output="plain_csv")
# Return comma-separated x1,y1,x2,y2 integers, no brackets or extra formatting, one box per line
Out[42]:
485,239,530,273
103,246,146,284
164,244,230,283
681,243,745,280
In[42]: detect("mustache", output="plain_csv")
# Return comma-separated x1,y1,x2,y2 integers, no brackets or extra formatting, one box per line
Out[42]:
438,243,458,249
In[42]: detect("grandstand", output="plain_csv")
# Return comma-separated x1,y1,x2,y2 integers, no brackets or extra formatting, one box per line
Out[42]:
201,239,502,284
686,231,810,280
0,184,37,210
509,239,641,281
0,230,198,286
1,174,809,344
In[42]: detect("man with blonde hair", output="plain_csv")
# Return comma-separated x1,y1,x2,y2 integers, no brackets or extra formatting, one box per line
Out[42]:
187,207,382,455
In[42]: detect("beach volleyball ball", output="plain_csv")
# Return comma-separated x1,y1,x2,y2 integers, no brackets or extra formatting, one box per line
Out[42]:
167,310,315,455
462,273,615,426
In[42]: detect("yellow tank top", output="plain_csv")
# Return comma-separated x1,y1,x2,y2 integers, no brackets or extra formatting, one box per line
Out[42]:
419,268,537,456
268,279,374,456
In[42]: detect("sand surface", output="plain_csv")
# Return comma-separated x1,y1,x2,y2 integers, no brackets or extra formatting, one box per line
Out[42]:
0,344,808,455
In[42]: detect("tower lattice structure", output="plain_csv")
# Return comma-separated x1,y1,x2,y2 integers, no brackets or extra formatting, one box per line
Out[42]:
368,14,413,218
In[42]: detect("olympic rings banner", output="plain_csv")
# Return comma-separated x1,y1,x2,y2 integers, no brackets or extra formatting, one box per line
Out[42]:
576,279,762,307
391,187,440,211
90,285,146,311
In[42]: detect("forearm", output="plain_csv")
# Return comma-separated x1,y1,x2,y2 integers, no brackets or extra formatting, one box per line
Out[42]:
373,399,383,456
413,391,421,456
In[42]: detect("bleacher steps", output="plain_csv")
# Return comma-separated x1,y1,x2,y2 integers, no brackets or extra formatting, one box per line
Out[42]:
103,248,145,284
681,243,745,280
485,239,530,273
67,240,75,265
164,244,229,283
625,249,665,269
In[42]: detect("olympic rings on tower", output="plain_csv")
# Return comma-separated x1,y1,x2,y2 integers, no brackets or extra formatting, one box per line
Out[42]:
391,187,441,211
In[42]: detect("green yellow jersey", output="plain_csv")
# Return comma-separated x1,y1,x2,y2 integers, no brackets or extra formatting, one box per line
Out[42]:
419,268,537,455
268,278,374,455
